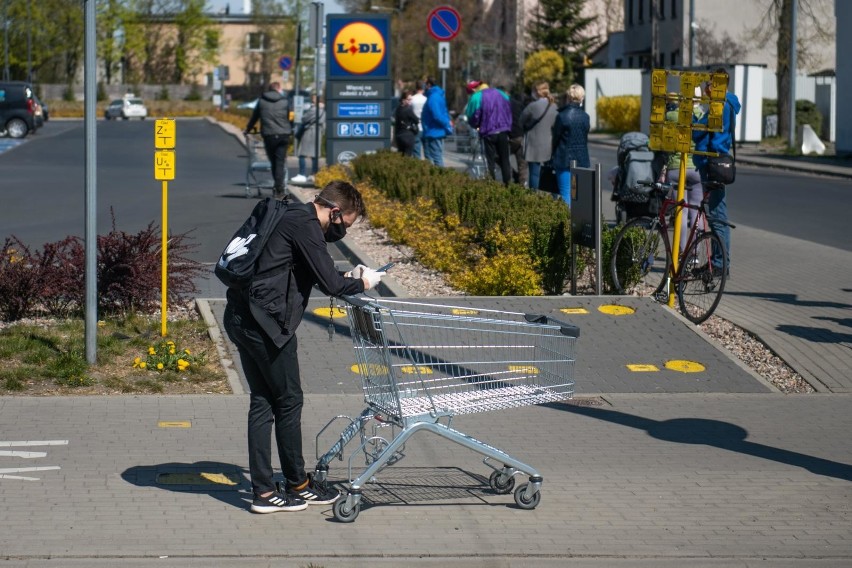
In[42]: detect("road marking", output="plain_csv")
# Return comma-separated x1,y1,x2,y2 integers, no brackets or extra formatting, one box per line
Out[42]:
560,308,589,314
157,421,191,428
0,451,48,458
0,466,61,481
627,364,660,372
665,360,706,373
598,304,636,316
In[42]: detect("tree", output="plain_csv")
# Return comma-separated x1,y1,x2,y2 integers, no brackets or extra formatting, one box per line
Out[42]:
693,20,747,66
528,0,598,84
523,50,565,89
747,0,835,143
172,0,216,84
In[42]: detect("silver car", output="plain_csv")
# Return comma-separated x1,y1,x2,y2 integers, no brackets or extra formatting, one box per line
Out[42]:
104,96,148,120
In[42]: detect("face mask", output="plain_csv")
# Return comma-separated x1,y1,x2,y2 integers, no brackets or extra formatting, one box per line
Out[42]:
325,220,347,243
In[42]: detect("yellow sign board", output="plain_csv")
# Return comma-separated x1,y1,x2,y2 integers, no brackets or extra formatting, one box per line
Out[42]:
154,150,175,180
155,118,176,149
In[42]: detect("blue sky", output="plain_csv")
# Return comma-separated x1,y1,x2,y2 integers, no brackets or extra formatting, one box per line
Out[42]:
206,1,346,15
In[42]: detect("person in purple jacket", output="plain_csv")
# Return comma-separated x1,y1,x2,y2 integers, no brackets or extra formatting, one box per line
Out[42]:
465,80,513,186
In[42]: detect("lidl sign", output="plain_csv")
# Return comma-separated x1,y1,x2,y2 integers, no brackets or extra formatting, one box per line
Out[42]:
329,17,390,79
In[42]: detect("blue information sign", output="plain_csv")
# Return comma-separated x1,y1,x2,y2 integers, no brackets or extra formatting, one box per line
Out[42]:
337,103,381,117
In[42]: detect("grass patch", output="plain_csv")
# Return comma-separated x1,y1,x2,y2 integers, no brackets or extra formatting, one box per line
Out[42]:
0,313,229,396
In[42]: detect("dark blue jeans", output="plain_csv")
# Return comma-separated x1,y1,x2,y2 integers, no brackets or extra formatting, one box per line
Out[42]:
698,168,730,270
262,133,289,189
223,302,305,496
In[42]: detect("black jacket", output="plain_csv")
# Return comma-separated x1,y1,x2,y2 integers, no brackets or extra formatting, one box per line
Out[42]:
246,90,292,136
226,203,364,348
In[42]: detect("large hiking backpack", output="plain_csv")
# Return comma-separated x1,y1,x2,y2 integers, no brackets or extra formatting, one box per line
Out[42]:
613,132,657,204
215,197,290,289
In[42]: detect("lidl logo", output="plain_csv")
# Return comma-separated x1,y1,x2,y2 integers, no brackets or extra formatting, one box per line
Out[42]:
332,22,386,75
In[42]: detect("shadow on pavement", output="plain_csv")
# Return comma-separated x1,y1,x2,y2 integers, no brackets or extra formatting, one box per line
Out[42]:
548,403,852,482
725,290,852,310
776,324,852,345
121,461,252,511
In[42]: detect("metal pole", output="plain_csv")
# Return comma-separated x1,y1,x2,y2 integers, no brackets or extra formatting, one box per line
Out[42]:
26,1,31,82
689,0,695,67
3,0,9,81
594,163,602,296
788,0,798,149
84,0,98,364
312,2,323,168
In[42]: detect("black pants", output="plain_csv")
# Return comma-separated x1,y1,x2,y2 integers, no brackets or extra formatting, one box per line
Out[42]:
509,135,527,186
262,133,290,190
483,131,511,186
223,302,305,496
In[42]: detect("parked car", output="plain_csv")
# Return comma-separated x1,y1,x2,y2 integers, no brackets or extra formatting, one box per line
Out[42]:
33,94,48,121
104,95,148,120
0,81,39,138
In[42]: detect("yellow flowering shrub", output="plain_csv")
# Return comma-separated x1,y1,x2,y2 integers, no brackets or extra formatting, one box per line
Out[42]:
314,164,352,189
597,95,641,132
134,339,205,373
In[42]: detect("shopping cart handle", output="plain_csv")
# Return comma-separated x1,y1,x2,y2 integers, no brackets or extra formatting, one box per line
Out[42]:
340,294,372,308
524,313,580,338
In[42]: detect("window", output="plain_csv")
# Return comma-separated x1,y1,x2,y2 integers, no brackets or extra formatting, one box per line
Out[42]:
246,32,266,52
628,0,634,25
615,58,623,68
248,72,266,86
671,50,679,67
638,0,644,23
672,0,677,19
628,56,634,67
659,52,665,68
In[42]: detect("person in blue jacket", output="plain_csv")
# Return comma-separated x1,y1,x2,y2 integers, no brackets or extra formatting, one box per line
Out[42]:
693,69,741,273
420,77,454,167
551,84,590,206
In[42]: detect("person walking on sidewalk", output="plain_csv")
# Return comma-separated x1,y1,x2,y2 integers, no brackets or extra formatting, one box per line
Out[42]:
393,90,420,157
291,94,324,185
243,81,292,197
693,68,740,273
551,84,590,206
223,181,385,514
520,81,558,190
420,77,454,167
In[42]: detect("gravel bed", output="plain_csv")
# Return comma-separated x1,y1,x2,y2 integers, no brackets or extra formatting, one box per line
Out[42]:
345,219,815,394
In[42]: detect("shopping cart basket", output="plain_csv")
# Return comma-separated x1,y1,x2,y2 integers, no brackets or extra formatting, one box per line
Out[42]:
244,132,276,198
313,296,579,522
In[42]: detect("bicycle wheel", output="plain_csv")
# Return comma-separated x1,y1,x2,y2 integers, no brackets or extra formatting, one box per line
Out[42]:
610,217,671,298
676,231,727,324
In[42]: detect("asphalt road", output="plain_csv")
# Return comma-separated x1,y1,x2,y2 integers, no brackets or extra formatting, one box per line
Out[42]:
2,122,849,272
588,141,852,252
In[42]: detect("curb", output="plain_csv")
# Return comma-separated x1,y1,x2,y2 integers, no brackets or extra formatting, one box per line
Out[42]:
195,298,245,395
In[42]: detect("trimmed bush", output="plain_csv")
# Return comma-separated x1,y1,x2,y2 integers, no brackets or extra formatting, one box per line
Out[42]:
597,95,640,133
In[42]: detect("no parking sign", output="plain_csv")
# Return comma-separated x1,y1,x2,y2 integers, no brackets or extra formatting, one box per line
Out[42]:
427,6,461,41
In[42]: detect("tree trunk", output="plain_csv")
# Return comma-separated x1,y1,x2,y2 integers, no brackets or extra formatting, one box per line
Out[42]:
776,0,793,142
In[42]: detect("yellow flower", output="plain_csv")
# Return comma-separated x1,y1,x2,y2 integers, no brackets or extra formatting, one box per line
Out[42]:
133,357,142,368
167,341,175,346
148,347,156,355
169,348,176,355
97,320,105,327
177,359,190,371
183,348,191,355
156,362,164,370
139,362,147,369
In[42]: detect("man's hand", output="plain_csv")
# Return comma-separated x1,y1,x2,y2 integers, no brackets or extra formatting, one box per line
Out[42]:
360,267,386,290
346,264,369,279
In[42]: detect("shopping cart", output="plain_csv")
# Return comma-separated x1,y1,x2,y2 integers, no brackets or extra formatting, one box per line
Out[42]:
244,132,276,198
313,296,579,522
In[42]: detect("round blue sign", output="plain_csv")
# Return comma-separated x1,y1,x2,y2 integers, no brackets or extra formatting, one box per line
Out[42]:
278,56,293,71
427,6,462,41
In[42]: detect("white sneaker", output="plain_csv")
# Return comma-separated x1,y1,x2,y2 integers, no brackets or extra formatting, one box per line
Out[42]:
291,174,308,184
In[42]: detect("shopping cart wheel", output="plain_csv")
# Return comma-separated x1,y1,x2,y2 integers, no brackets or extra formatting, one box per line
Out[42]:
489,470,516,495
513,483,541,510
333,496,361,523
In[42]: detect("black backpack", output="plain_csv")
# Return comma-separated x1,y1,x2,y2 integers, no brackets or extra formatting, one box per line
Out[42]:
214,197,290,289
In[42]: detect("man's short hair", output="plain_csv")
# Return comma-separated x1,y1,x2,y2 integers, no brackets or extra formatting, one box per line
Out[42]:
269,81,281,91
425,77,437,88
316,180,367,219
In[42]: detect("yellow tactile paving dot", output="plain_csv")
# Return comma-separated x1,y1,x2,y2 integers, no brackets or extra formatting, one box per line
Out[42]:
560,307,589,314
156,472,239,486
400,365,433,374
312,306,348,319
157,421,191,428
351,363,389,375
626,364,661,372
665,360,706,373
508,365,540,374
598,304,636,316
